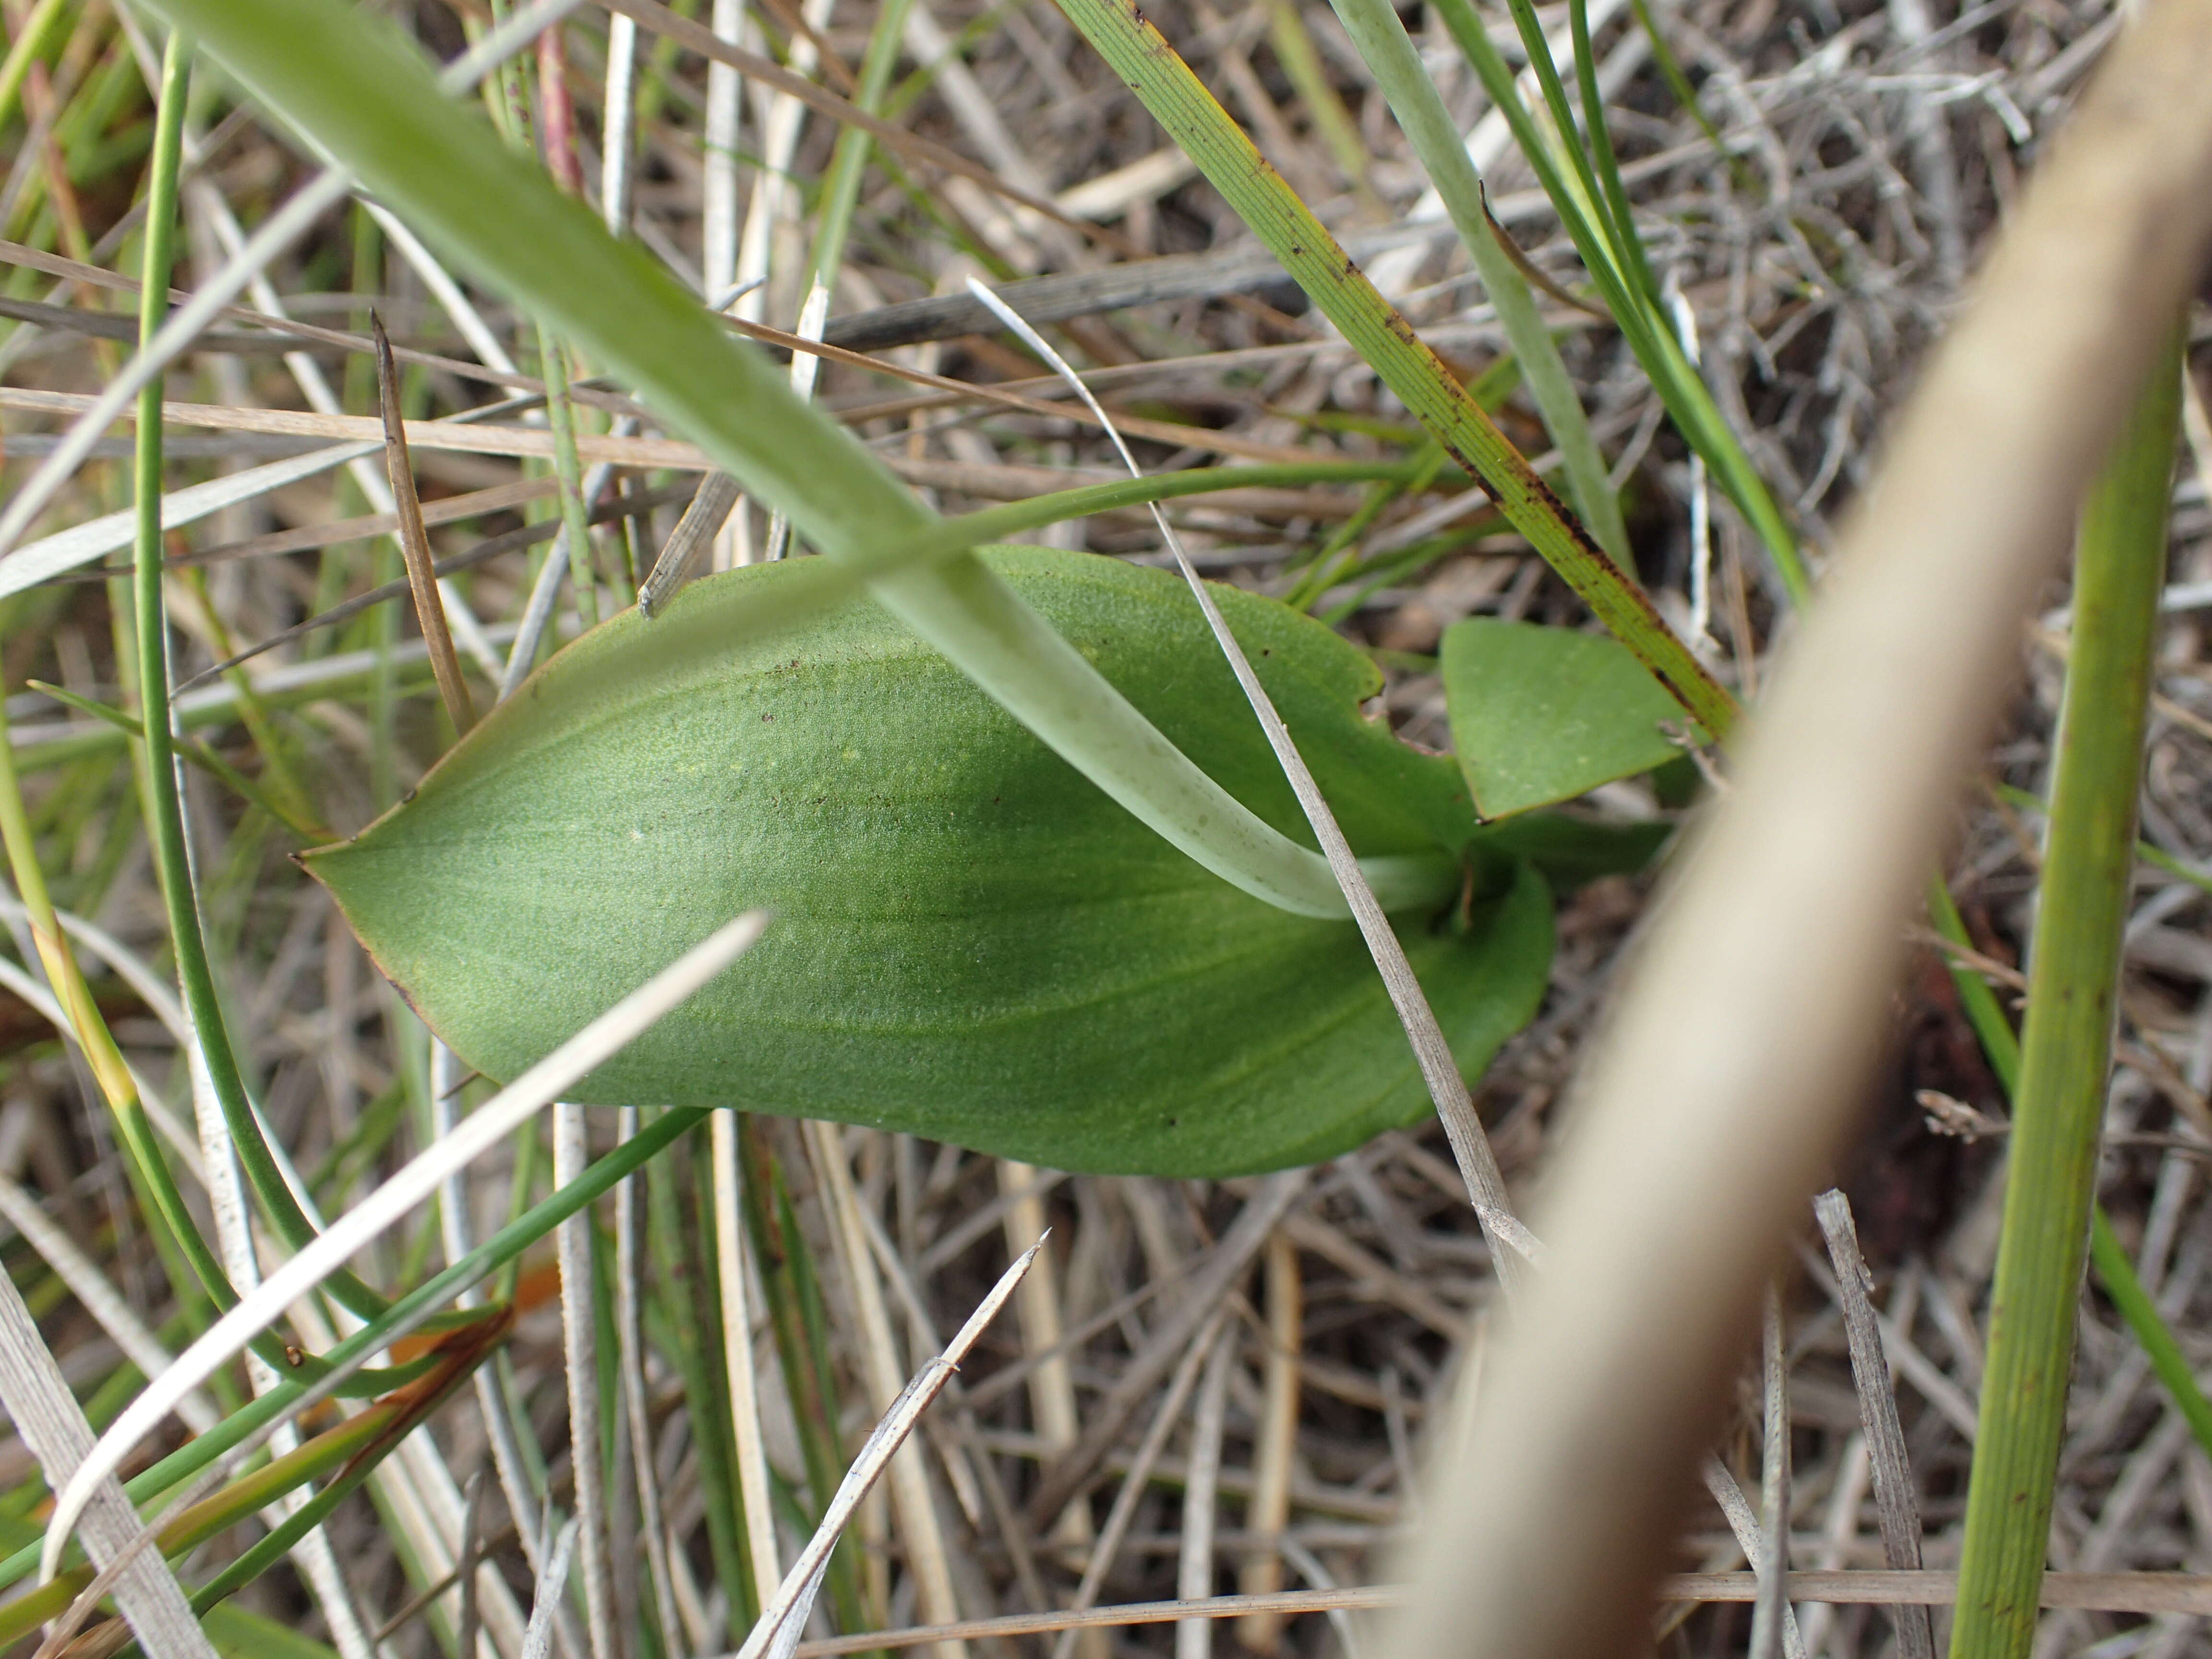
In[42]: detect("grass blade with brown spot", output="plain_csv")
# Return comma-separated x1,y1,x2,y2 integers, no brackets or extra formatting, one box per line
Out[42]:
1045,0,1734,737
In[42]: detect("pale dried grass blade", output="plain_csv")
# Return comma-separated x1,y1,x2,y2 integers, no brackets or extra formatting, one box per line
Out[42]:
641,472,745,618
714,1108,784,1623
1236,1229,1299,1654
1814,1188,1936,1659
1175,1323,1237,1659
0,1266,216,1659
1388,3,2212,1653
523,1517,582,1659
0,1174,219,1433
805,1119,968,1658
0,439,380,604
764,1570,2212,1656
734,1236,1043,1659
1748,1281,1791,1659
554,1101,617,1659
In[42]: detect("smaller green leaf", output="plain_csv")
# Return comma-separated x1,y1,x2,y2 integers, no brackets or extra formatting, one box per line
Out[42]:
1442,617,1704,819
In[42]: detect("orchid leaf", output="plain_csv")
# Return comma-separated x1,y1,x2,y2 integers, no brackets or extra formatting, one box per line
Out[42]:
309,550,1566,1175
1443,616,1706,820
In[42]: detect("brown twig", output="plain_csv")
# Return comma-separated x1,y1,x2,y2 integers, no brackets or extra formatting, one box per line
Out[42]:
372,312,476,736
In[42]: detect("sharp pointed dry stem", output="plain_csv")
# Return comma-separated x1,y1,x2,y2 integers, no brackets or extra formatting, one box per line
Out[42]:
555,1101,618,1659
1949,324,2184,1659
374,313,478,734
1814,1189,1936,1659
713,1109,783,1615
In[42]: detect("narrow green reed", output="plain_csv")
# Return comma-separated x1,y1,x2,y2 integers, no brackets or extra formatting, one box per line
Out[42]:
1950,328,2184,1659
1047,0,1736,736
1322,0,1631,561
1566,0,1660,310
0,34,344,1387
538,322,608,622
807,0,916,294
126,30,389,1322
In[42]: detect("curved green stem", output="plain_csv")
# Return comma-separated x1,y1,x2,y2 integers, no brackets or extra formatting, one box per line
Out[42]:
126,35,381,1319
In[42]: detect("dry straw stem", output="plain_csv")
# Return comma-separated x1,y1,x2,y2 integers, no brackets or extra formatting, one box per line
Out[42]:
1385,4,2212,1656
372,313,476,734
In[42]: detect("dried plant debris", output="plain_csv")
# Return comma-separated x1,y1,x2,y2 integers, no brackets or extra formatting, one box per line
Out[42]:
0,0,2206,1654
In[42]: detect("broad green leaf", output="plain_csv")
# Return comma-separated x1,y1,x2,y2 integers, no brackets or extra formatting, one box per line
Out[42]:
1442,617,1704,819
310,550,1555,1176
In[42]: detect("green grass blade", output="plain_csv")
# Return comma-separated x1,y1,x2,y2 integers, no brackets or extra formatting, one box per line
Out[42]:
1262,0,1374,195
2085,1208,2212,1455
0,0,71,137
1565,0,1661,310
1047,0,1733,737
1949,325,2184,1659
143,0,1431,922
1322,0,1630,560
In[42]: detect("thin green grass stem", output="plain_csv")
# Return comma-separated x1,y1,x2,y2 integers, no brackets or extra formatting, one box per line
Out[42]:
1949,327,2184,1659
1566,0,1661,310
1928,878,2212,1467
1262,0,1375,197
807,0,915,293
538,321,607,624
2084,1210,2212,1453
126,32,389,1322
1047,0,1734,736
1993,779,2212,899
1627,0,1755,194
1323,0,1629,560
0,0,70,136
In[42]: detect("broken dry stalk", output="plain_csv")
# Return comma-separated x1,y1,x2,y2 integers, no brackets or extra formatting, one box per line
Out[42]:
373,312,477,734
